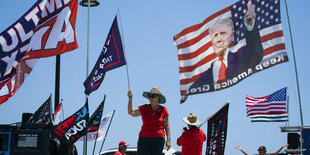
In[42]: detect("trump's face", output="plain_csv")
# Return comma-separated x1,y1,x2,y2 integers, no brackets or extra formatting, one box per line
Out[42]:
211,23,234,57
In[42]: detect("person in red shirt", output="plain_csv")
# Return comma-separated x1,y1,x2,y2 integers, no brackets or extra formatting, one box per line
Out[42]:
127,87,171,155
177,113,206,155
114,141,128,155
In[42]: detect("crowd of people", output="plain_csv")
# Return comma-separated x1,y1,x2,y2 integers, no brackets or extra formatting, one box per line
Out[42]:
114,86,288,155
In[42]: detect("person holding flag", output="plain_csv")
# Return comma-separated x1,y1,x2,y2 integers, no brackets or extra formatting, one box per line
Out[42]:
127,87,171,155
177,113,206,155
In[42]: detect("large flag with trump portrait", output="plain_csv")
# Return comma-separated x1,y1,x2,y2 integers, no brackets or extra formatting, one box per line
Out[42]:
0,0,78,105
173,0,288,103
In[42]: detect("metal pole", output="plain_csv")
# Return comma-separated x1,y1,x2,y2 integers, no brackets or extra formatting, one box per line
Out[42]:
83,0,91,154
55,55,60,111
99,110,116,154
284,1,304,154
92,95,106,155
284,0,304,126
117,11,131,90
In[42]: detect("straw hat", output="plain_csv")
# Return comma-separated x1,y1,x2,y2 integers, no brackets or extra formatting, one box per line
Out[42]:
183,113,201,126
142,87,166,104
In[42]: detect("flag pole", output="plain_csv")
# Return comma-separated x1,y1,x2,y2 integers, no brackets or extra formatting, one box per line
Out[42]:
117,10,131,90
98,110,116,154
284,2,304,154
284,0,304,126
83,0,91,154
91,125,100,155
286,95,289,126
91,95,106,155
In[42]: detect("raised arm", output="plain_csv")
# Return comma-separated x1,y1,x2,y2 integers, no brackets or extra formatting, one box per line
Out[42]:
271,144,289,155
235,146,249,155
164,117,171,151
127,90,141,117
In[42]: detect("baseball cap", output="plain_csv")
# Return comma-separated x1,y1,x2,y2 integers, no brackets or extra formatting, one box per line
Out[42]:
119,141,128,147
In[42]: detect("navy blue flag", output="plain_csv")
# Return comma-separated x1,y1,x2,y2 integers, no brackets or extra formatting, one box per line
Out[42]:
51,102,89,145
84,15,126,95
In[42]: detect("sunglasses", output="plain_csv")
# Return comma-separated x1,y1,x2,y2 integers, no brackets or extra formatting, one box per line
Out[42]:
148,94,158,98
257,149,264,152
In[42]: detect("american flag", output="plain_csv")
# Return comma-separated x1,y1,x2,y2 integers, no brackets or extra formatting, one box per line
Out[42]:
246,87,288,122
173,0,288,103
28,96,52,124
87,95,106,132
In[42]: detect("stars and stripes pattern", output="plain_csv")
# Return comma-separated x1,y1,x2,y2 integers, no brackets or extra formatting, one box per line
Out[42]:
87,95,106,132
173,0,288,102
246,87,288,122
28,96,52,124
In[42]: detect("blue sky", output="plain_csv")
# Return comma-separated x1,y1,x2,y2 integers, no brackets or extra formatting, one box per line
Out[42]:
1,0,310,154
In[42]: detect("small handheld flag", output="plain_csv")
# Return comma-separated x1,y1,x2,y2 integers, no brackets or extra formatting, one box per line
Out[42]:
84,15,126,95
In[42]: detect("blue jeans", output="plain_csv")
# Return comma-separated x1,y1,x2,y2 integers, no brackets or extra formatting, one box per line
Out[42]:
137,137,165,155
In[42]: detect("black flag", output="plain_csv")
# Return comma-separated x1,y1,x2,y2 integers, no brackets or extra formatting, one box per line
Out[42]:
51,102,89,145
27,95,52,124
206,102,229,155
87,95,106,132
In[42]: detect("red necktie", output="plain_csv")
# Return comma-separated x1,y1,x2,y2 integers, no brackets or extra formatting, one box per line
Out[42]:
218,56,226,83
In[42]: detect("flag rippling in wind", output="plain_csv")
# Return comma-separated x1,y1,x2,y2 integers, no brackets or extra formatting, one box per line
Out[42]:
85,111,114,141
83,15,126,95
53,101,62,125
52,102,89,145
87,95,106,132
0,0,78,105
206,102,229,155
173,0,288,103
246,87,288,122
28,96,52,124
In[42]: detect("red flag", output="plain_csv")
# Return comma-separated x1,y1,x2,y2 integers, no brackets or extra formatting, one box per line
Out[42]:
0,0,79,105
53,102,62,125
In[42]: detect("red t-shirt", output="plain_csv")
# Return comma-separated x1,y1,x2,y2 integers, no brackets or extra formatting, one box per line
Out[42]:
138,104,169,138
114,151,126,155
177,128,206,155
